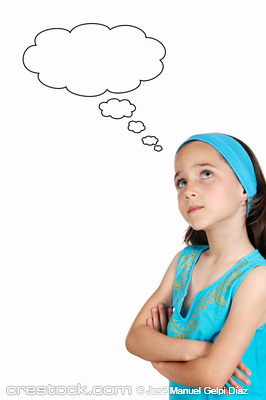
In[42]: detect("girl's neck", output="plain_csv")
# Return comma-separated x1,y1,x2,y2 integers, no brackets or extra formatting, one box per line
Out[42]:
204,219,255,264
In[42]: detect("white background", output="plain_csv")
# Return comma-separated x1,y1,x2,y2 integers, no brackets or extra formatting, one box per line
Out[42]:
1,1,266,399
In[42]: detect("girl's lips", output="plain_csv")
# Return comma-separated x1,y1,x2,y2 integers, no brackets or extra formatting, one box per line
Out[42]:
188,206,203,213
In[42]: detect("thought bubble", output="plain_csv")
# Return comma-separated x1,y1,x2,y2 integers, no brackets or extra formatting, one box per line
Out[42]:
128,121,146,133
154,145,163,152
23,23,166,97
99,98,136,119
141,136,159,146
23,23,166,154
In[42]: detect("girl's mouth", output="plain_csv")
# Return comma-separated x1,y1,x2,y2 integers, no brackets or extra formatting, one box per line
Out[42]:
188,206,203,213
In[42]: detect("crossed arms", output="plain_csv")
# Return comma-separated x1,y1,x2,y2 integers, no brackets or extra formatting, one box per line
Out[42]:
125,251,266,390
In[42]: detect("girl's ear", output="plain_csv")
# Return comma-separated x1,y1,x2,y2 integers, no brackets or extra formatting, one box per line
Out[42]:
242,188,248,200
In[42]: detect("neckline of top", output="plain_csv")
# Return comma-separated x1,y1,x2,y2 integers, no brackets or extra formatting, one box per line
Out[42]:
178,246,258,320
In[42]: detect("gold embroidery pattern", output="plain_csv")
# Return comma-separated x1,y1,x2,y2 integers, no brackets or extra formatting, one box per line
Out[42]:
168,260,249,339
174,249,199,304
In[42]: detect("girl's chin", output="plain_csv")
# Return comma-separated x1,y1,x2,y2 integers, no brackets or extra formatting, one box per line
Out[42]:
191,226,206,231
189,221,209,231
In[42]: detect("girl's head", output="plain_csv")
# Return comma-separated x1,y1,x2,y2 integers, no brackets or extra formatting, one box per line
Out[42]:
174,133,266,257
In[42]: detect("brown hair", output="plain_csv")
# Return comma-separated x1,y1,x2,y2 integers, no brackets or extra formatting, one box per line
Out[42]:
181,135,266,258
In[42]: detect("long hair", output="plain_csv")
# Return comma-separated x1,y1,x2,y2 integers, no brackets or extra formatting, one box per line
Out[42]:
181,135,266,258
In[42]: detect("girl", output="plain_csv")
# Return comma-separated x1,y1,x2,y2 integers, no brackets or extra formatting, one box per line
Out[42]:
126,133,266,398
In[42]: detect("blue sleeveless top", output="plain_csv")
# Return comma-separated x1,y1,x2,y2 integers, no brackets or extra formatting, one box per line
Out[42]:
167,245,266,399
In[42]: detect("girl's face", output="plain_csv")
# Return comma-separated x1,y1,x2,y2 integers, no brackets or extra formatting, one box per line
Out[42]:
174,141,248,232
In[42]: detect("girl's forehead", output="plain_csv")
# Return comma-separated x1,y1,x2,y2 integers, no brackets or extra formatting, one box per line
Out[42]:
175,141,225,167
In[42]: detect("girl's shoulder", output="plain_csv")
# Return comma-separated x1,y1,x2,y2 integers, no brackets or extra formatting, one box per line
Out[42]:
231,250,266,299
249,249,266,266
178,244,209,260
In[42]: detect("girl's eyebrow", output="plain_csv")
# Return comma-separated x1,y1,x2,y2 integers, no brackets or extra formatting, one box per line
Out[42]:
174,163,216,181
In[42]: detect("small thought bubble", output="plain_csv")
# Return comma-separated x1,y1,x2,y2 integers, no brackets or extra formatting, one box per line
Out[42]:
141,136,159,146
23,23,166,97
154,145,163,152
128,121,146,133
99,98,136,119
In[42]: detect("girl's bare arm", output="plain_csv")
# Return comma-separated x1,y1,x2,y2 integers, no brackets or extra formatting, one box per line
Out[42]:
152,265,266,389
125,251,212,362
148,303,251,392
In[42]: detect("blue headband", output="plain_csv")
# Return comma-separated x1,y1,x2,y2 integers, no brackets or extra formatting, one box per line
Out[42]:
176,133,257,215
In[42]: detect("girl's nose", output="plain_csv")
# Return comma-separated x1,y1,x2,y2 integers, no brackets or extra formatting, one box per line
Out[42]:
184,183,197,199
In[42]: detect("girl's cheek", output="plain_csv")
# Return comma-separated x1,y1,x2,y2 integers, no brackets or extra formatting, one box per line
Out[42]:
178,194,184,208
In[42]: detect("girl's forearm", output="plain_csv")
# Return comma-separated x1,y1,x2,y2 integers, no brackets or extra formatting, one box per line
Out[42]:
154,358,225,389
126,325,211,362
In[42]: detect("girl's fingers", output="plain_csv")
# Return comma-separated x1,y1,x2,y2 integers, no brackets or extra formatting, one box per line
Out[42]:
167,307,173,322
226,376,243,392
151,307,161,331
148,303,173,333
236,361,252,378
146,317,154,329
223,384,229,396
231,367,251,386
158,303,168,334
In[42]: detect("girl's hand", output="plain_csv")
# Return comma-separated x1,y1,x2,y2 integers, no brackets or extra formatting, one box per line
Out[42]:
146,303,251,393
224,361,251,395
146,303,173,334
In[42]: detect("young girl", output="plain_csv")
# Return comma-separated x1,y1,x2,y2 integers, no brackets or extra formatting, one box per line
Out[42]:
126,133,266,398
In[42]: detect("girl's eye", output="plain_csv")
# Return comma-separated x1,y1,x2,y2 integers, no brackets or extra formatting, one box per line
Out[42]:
202,170,213,179
177,179,187,188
